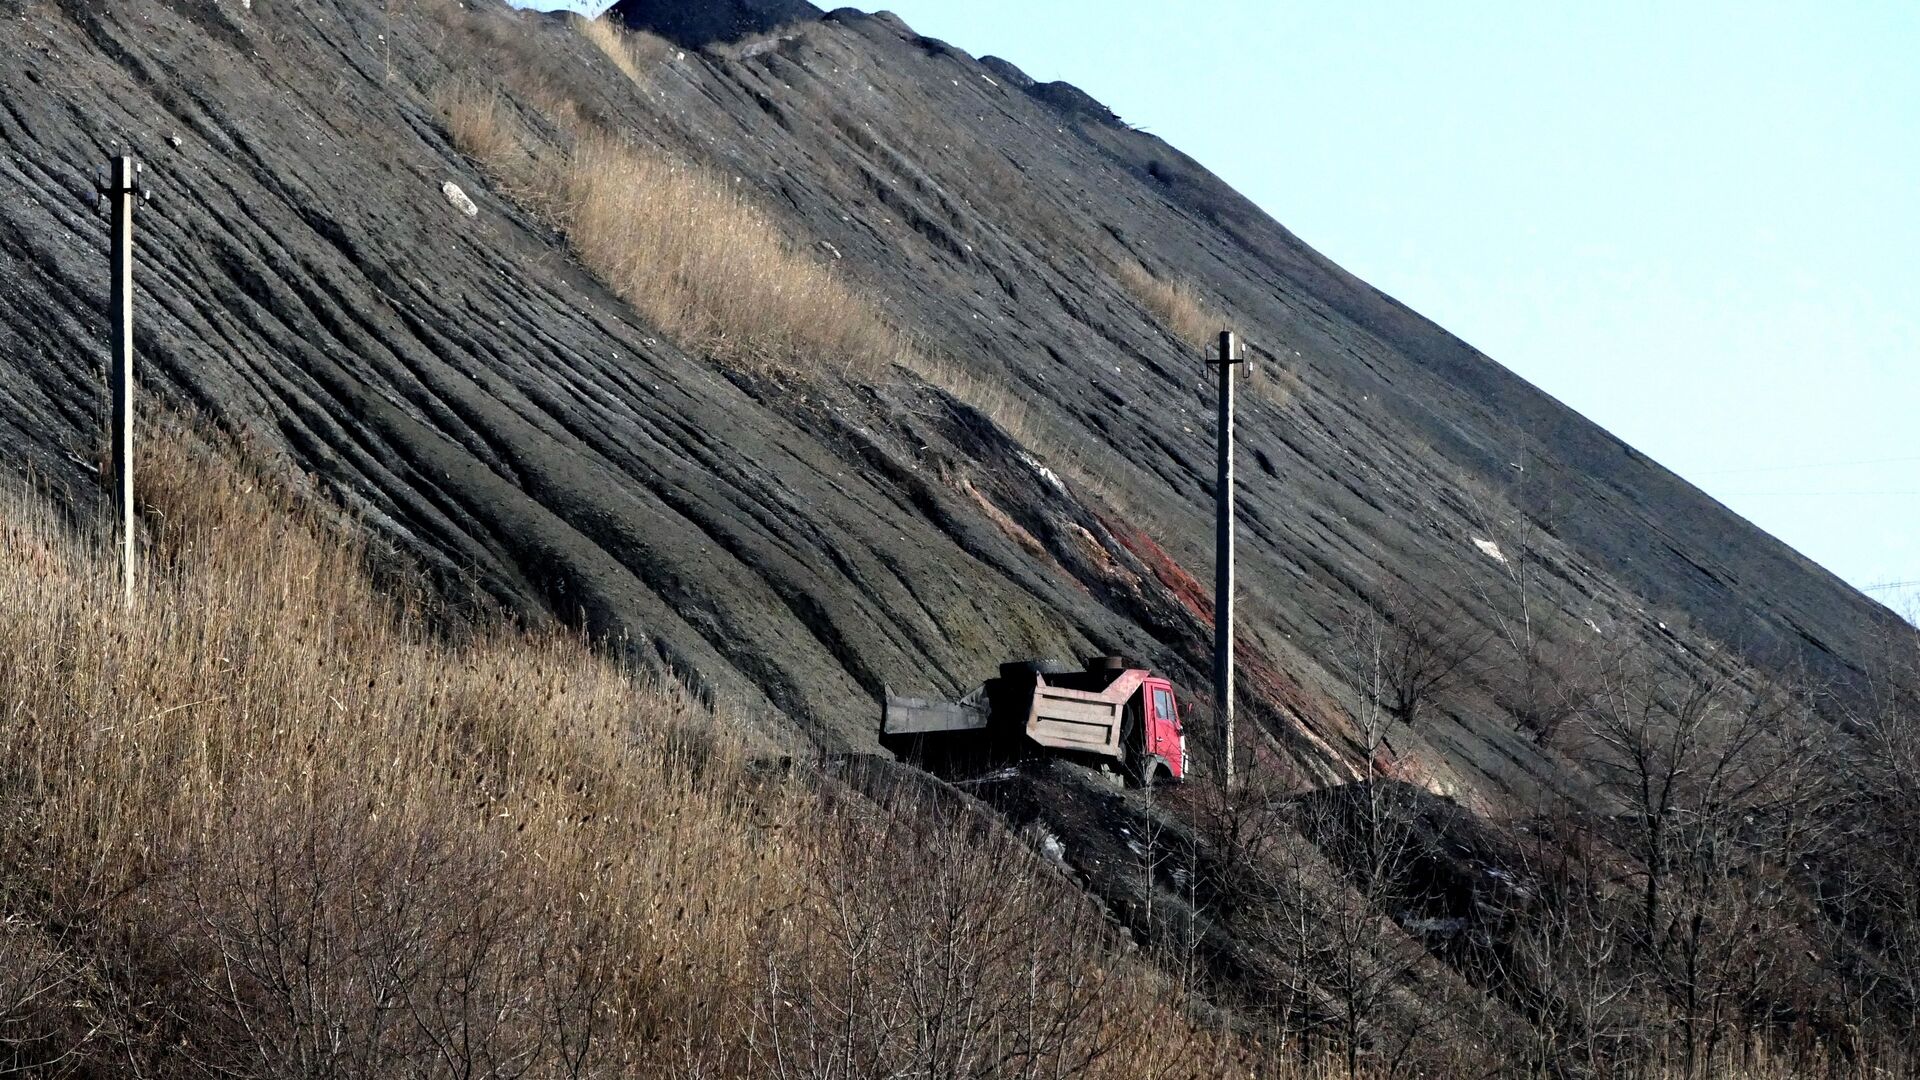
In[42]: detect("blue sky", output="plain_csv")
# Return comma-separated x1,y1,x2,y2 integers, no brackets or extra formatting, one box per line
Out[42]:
522,2,1919,617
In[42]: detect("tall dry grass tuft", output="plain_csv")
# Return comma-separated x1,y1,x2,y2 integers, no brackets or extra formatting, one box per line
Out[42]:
555,134,908,376
1,436,800,1074
1114,258,1224,348
434,76,910,379
434,80,525,171
576,14,669,86
0,432,1255,1076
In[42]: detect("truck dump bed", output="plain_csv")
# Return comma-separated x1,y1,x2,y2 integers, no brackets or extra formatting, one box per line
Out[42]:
882,667,1146,766
1023,669,1145,760
881,684,989,735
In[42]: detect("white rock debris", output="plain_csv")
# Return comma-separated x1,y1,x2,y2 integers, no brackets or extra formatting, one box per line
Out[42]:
1472,537,1508,564
441,181,478,218
1019,452,1065,494
1037,830,1067,868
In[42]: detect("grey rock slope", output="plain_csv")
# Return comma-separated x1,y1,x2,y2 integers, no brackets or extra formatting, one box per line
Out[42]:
0,0,1904,797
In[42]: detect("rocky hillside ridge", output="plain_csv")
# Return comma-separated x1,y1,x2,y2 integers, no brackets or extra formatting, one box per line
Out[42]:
3,0,1906,800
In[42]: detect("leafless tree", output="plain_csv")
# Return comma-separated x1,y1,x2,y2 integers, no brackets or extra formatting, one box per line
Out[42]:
1336,585,1489,738
1455,458,1610,745
1284,788,1434,1080
1824,620,1920,1053
1576,648,1831,1077
1491,818,1648,1078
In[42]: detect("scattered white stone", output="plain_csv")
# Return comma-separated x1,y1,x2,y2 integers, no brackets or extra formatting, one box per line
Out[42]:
1019,451,1065,493
1038,831,1067,867
1472,537,1508,564
441,181,477,218
167,133,182,148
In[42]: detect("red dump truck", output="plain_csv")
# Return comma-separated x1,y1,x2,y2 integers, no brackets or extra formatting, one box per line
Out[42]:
883,657,1188,785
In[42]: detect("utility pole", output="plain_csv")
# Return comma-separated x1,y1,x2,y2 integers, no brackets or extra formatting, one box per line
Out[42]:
97,156,147,609
1211,329,1245,787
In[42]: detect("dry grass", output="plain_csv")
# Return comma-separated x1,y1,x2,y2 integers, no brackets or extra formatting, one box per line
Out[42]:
1248,354,1305,408
905,352,1114,497
555,133,909,376
425,14,1192,531
576,14,670,86
433,80,529,174
433,77,909,378
1114,258,1225,348
0,432,1259,1076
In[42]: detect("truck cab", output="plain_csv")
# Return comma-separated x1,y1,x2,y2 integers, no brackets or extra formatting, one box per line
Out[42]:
1135,675,1187,784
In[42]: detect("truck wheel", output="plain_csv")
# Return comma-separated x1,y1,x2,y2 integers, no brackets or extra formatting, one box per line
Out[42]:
1000,659,1075,679
1084,655,1133,672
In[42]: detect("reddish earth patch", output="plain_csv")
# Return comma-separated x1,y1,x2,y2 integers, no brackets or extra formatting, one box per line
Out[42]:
964,479,1047,560
1105,518,1214,625
963,480,1092,596
1060,521,1141,590
1104,515,1366,778
1238,647,1363,775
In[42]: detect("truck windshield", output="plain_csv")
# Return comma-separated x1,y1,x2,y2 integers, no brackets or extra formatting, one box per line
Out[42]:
1152,687,1176,723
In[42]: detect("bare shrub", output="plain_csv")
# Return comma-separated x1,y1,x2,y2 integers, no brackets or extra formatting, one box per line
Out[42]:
1184,740,1455,1078
0,897,96,1074
1842,647,1920,1035
1572,650,1837,1076
1333,585,1490,739
1491,827,1645,1075
754,791,1216,1079
1454,466,1606,745
1283,786,1448,1080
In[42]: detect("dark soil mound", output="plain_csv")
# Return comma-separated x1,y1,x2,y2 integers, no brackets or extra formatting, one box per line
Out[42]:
609,0,822,46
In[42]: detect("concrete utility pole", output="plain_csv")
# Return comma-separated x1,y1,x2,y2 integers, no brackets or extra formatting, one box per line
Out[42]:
97,156,146,609
1211,329,1245,787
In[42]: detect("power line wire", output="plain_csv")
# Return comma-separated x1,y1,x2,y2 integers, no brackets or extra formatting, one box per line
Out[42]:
1704,454,1920,476
1720,490,1920,497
